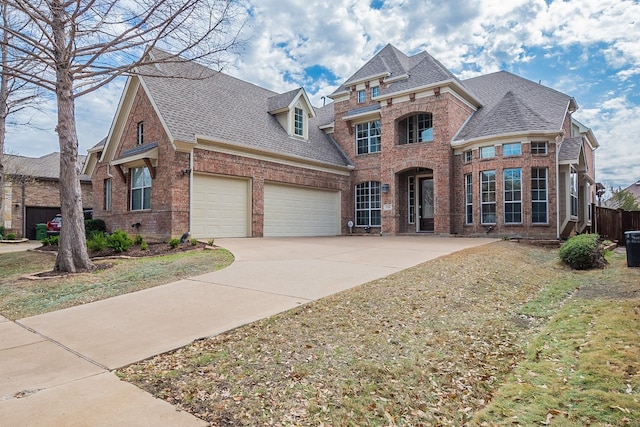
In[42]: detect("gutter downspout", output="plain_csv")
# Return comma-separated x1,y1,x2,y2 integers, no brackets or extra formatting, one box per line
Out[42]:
555,137,561,240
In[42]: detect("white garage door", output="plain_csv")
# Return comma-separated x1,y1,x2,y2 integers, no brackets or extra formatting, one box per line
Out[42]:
191,174,250,238
264,184,340,237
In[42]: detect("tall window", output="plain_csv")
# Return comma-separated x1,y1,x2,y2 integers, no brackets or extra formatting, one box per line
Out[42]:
464,150,473,163
481,170,496,224
408,176,415,224
531,168,548,223
104,178,112,211
503,143,521,157
357,89,366,103
294,107,304,136
399,113,433,144
355,181,381,227
131,167,151,211
137,121,144,145
465,174,473,224
570,167,578,216
356,120,381,154
480,146,495,159
503,168,522,223
371,86,379,98
531,141,548,155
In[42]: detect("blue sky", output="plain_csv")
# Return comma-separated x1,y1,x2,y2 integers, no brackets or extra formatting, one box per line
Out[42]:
5,0,640,191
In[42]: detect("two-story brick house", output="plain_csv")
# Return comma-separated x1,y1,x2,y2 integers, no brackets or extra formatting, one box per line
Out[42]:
84,45,598,241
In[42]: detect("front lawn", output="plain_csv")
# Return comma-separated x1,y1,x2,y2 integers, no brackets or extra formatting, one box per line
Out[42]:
118,241,639,425
0,248,233,320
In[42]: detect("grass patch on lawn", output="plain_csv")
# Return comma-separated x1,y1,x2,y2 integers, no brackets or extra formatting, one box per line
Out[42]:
119,241,640,426
0,249,233,320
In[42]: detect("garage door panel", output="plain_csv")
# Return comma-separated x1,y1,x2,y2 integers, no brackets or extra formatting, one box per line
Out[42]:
192,174,249,238
264,184,340,237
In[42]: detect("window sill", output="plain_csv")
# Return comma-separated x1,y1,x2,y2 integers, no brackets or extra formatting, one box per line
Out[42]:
356,151,381,157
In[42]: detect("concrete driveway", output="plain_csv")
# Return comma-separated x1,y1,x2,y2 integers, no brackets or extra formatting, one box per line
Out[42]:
1,235,497,426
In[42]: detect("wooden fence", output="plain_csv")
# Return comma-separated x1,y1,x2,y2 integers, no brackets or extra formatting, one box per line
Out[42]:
593,205,640,243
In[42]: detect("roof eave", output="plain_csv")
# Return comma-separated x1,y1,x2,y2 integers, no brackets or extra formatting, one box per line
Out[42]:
452,129,563,148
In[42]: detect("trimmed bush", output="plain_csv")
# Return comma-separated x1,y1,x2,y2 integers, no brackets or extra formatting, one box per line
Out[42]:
106,229,133,253
168,238,180,249
140,242,149,251
87,231,107,252
559,233,607,270
0,225,5,237
85,219,107,238
6,233,17,240
134,234,144,245
42,235,59,246
191,238,198,246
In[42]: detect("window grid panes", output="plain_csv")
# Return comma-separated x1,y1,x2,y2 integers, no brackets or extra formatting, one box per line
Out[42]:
357,90,366,103
355,181,381,227
503,143,521,157
531,141,548,154
356,120,381,154
407,113,433,143
531,168,548,223
137,121,144,145
464,150,472,163
481,170,496,224
294,107,304,136
480,146,495,159
570,168,578,216
465,174,473,224
408,176,415,224
371,86,379,98
503,168,522,224
131,167,151,211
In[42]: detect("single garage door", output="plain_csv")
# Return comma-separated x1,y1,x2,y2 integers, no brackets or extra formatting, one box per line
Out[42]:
191,174,250,238
264,184,340,237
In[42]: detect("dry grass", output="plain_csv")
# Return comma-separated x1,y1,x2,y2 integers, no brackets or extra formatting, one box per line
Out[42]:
0,248,233,320
117,241,640,426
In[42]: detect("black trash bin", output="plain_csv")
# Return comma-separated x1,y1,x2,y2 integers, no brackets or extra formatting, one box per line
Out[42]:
625,231,640,267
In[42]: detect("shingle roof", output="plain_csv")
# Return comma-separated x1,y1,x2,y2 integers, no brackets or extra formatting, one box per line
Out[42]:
118,141,159,159
456,71,571,141
4,152,90,181
558,137,583,162
331,44,472,99
268,89,300,113
138,49,352,168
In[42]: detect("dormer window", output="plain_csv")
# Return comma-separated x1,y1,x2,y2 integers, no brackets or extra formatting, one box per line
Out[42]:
294,107,304,137
371,86,379,98
137,121,144,145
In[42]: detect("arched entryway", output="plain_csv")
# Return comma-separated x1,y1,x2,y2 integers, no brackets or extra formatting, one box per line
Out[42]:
397,167,435,233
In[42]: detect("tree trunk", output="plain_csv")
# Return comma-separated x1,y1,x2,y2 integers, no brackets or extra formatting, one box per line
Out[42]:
52,1,94,272
0,2,8,234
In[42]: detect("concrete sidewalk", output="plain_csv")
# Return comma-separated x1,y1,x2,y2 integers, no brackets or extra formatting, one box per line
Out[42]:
0,235,497,425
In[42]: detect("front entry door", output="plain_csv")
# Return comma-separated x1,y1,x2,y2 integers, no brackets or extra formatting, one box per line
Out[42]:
418,178,434,232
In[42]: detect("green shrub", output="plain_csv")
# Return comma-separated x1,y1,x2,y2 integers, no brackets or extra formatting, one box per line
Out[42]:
207,238,215,246
191,238,198,246
106,229,133,253
134,234,144,245
6,233,16,240
168,238,180,249
42,235,59,246
0,225,5,238
84,219,107,238
559,233,607,270
87,231,107,252
140,242,149,251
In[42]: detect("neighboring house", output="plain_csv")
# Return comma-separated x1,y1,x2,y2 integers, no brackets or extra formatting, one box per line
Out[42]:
2,153,93,239
604,180,640,209
84,45,598,241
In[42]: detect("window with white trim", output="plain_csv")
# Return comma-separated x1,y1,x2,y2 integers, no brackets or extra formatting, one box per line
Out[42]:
531,141,548,155
294,107,304,137
137,121,144,145
357,90,366,103
104,178,112,211
355,181,381,227
371,86,379,98
131,167,151,211
503,168,522,223
531,168,548,224
480,146,495,159
464,150,472,163
503,142,521,157
399,113,433,144
356,120,381,154
408,176,415,224
570,167,578,216
465,174,473,224
481,170,496,224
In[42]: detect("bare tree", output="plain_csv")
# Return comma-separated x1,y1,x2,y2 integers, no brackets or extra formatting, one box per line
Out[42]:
0,0,41,234
0,0,245,272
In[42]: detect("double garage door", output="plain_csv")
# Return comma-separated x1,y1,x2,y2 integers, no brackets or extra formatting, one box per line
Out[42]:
191,174,340,238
